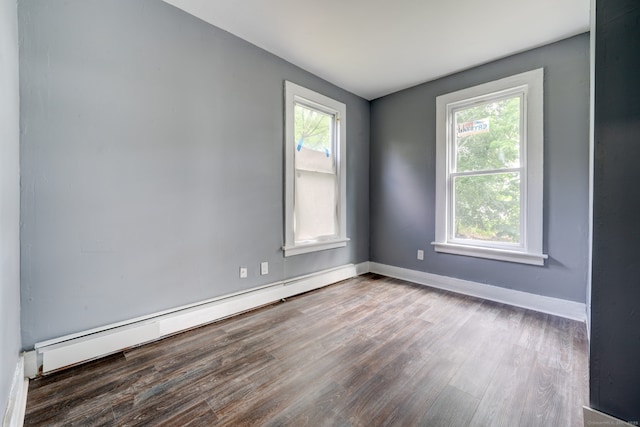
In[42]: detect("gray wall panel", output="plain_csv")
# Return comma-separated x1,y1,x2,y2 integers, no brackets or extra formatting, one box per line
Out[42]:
0,0,21,413
19,0,369,348
590,0,640,420
370,34,590,302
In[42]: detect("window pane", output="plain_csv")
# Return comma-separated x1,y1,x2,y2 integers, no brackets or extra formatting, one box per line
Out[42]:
453,172,521,243
295,170,337,241
293,102,338,242
454,96,521,173
294,103,334,173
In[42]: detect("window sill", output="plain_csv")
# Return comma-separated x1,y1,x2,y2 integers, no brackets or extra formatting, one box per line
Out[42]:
283,238,350,257
431,242,548,266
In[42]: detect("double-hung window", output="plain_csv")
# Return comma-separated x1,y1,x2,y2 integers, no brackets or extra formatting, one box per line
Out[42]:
283,81,348,256
433,69,547,265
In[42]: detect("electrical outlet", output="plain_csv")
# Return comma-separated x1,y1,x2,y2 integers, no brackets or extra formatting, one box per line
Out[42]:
260,261,269,275
417,250,424,260
239,267,248,278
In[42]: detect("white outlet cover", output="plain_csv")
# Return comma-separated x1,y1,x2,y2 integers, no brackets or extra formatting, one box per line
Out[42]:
261,262,269,275
240,267,248,278
417,250,425,260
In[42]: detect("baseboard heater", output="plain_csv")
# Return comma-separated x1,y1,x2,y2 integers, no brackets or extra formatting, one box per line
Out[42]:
26,264,360,378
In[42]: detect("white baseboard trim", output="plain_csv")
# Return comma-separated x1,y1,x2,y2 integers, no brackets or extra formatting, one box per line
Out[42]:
30,263,365,377
2,356,28,427
583,406,635,426
369,262,587,322
355,261,370,275
26,260,584,377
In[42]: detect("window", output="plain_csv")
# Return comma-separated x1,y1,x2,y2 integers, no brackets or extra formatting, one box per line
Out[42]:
283,81,348,256
433,69,547,265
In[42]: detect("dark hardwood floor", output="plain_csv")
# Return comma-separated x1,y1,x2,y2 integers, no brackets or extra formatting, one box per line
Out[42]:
24,274,588,426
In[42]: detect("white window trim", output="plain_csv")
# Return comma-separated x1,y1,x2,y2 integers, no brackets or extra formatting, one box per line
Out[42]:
283,81,348,257
432,68,548,266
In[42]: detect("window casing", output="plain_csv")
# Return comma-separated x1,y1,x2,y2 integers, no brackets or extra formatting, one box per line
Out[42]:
283,81,348,256
433,69,547,266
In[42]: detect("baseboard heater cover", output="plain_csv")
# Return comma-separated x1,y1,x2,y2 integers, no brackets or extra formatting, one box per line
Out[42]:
28,263,361,377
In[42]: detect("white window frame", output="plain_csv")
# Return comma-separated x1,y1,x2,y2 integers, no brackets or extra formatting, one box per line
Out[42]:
432,68,548,266
283,81,348,257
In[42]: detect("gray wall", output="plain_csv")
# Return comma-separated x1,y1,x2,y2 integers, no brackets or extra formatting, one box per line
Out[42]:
370,34,590,302
590,0,640,420
19,0,370,349
0,0,21,415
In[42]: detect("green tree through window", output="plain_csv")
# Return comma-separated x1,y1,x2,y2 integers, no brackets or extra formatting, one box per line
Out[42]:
294,104,332,153
453,96,522,243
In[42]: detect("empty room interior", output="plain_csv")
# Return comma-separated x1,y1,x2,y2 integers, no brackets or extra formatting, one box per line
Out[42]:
2,0,639,426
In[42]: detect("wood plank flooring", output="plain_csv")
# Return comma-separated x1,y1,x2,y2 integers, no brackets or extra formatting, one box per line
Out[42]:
24,274,589,426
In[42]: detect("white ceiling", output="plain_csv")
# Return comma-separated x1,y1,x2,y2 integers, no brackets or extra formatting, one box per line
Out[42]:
163,0,590,100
